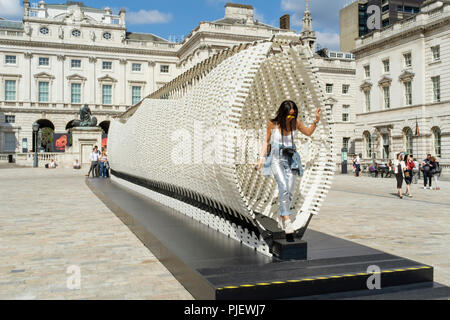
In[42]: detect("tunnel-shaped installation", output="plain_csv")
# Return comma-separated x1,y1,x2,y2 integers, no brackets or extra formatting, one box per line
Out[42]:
108,34,335,256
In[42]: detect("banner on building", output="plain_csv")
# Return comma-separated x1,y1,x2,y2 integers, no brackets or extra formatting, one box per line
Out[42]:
102,133,108,149
53,133,70,152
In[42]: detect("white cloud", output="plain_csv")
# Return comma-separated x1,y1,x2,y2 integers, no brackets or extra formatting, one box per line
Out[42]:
126,10,173,25
281,0,348,30
0,0,22,19
281,0,304,12
316,31,340,50
281,0,349,50
254,8,265,24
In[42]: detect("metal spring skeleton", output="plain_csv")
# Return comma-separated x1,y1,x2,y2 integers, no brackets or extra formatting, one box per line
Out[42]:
108,34,335,257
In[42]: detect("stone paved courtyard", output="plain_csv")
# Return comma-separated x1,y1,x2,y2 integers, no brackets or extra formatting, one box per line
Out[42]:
0,167,448,299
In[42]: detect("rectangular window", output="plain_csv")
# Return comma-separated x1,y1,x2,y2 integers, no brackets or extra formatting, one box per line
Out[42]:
38,81,49,102
404,53,412,67
160,65,169,73
5,55,16,64
102,84,112,104
5,115,15,123
71,59,81,68
432,76,440,102
342,137,350,150
383,86,390,109
365,90,371,112
112,19,120,25
326,84,333,93
5,80,16,101
431,46,440,61
383,59,390,73
39,57,49,66
102,61,112,70
364,65,370,78
132,86,142,105
404,81,412,105
4,132,16,152
132,63,141,72
342,84,350,94
71,83,81,104
342,105,350,122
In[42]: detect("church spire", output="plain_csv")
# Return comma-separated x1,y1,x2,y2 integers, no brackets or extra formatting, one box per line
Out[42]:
302,0,312,32
301,0,316,51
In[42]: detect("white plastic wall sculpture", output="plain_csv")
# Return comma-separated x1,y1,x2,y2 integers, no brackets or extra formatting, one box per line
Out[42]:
108,34,335,257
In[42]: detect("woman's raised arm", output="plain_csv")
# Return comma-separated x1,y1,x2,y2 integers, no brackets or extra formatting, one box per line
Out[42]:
296,108,321,137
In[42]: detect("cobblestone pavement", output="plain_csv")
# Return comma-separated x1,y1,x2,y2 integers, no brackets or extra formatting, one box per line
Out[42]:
309,174,450,287
0,168,193,300
0,168,448,299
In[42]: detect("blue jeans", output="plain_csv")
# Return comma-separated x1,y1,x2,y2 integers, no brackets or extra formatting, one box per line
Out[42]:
99,162,106,177
271,154,297,217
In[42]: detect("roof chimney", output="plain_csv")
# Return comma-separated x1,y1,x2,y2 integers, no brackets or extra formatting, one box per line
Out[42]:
280,14,290,30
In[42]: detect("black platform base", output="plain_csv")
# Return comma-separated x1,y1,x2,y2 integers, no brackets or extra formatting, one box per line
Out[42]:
87,178,449,300
272,238,307,260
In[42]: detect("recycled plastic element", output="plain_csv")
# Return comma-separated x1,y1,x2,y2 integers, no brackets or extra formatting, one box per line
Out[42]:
109,34,335,256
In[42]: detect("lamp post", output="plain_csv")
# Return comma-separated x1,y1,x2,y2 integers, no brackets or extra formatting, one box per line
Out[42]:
32,122,39,168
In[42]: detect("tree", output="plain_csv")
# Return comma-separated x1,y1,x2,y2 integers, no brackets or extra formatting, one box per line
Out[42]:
41,127,54,152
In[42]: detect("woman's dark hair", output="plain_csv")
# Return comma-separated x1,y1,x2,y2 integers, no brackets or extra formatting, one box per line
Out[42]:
396,153,402,160
404,154,409,162
270,100,298,132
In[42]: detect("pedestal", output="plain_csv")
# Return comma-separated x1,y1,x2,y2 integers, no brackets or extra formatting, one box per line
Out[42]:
272,238,307,260
70,127,103,166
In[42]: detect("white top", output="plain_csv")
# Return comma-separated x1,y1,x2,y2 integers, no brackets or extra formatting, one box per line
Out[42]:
49,161,56,168
393,159,407,175
90,151,99,161
271,127,295,147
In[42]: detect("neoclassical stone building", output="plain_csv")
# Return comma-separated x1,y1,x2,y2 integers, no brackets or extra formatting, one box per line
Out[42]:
301,2,357,163
353,0,449,174
0,1,290,158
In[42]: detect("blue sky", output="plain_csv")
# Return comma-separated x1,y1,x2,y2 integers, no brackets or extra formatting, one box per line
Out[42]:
0,0,350,50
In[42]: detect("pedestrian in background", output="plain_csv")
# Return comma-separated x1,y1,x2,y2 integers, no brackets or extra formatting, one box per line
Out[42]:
422,154,433,189
352,154,356,176
394,153,406,199
355,154,361,177
87,146,100,178
404,154,414,197
99,150,108,178
430,156,440,191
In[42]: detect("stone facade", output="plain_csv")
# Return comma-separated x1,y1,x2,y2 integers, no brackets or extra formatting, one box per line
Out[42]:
314,51,357,162
0,1,289,157
353,0,450,174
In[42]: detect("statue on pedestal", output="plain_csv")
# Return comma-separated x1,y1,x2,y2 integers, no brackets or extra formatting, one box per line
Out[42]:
73,105,97,127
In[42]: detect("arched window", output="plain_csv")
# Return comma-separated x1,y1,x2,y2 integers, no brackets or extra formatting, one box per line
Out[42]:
364,132,372,158
433,127,441,157
404,128,413,155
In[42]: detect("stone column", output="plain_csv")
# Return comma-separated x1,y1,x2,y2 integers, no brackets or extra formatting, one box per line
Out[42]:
89,57,97,105
24,52,33,104
57,55,66,103
148,60,156,93
120,58,127,105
